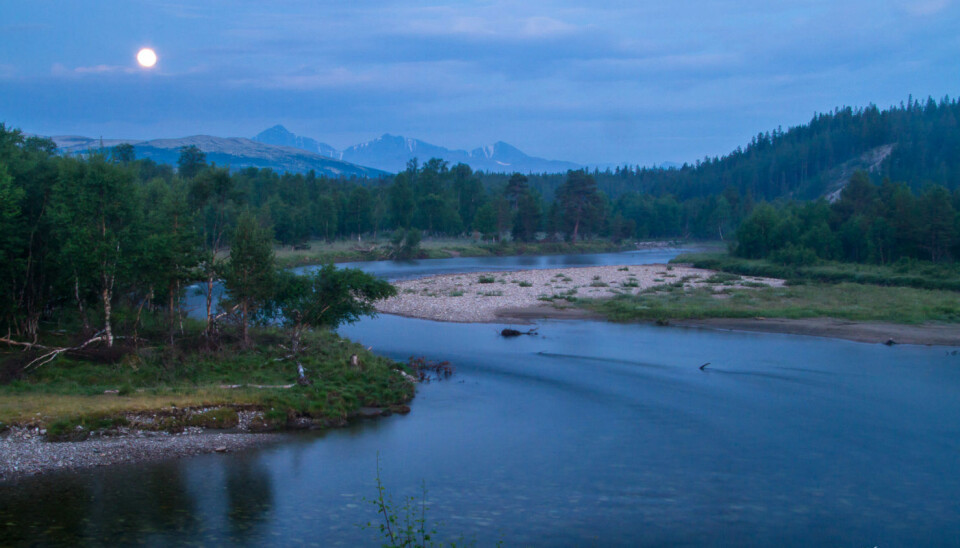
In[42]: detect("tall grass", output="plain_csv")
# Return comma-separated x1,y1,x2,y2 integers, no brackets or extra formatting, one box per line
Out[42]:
0,328,414,427
586,283,960,324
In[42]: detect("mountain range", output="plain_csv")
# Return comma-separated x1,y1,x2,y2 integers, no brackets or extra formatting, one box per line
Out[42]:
50,126,581,177
51,134,385,178
253,126,581,174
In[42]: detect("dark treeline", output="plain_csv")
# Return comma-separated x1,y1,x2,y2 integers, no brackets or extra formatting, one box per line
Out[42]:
734,171,960,265
0,126,395,353
4,96,960,340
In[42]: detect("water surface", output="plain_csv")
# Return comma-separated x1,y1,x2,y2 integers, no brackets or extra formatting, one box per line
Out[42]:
3,249,959,547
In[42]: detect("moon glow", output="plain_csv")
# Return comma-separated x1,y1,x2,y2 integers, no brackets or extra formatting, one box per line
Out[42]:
137,48,157,68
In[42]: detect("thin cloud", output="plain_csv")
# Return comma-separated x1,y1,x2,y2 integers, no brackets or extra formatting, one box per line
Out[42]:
897,0,951,15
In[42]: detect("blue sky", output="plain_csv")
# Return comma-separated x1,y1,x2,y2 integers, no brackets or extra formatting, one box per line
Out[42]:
1,1,958,166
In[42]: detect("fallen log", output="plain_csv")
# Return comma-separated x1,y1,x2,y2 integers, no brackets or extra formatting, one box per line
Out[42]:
500,328,539,337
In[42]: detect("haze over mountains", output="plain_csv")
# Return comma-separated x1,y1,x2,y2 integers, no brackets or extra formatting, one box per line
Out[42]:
253,125,581,174
51,134,385,178
48,126,582,177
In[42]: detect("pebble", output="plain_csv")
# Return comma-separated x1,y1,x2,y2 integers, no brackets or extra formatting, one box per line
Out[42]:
0,425,278,483
377,264,782,323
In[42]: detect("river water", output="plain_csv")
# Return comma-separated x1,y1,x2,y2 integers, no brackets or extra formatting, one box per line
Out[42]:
3,249,959,546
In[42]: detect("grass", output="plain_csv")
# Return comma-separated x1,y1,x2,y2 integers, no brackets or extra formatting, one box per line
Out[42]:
0,328,414,429
584,283,960,324
678,252,960,291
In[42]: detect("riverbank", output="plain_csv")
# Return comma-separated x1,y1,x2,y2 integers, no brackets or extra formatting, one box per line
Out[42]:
376,264,783,323
674,318,960,346
0,328,417,481
0,425,279,482
276,238,679,268
376,263,960,346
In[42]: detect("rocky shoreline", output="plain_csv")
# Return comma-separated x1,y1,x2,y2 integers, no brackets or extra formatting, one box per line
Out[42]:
0,425,279,482
0,404,409,482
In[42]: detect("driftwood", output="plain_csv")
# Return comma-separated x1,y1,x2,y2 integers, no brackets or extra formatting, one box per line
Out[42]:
1,331,111,371
219,383,296,389
500,328,539,338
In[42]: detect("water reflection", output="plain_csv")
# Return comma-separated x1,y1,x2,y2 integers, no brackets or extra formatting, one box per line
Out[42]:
0,455,277,546
4,248,960,546
225,458,274,539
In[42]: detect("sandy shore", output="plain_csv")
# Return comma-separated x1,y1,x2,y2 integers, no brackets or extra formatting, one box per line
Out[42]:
0,426,279,482
377,264,782,323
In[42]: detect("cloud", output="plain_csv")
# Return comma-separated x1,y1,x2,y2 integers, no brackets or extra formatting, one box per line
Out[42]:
897,0,951,15
50,63,138,77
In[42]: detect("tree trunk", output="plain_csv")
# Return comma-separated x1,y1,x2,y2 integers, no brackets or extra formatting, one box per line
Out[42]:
205,274,214,336
168,281,177,345
133,286,153,344
240,300,248,346
102,284,113,348
75,273,91,332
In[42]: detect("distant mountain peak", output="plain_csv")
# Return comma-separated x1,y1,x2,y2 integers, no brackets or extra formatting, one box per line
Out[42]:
342,134,579,173
252,125,337,158
51,133,385,178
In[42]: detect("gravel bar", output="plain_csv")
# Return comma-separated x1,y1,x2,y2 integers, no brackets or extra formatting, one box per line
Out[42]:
0,426,279,482
377,263,782,323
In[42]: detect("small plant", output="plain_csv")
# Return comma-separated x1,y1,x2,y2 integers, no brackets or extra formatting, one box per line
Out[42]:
477,275,496,284
448,290,465,297
618,267,629,271
364,455,437,548
705,272,742,284
478,290,503,297
518,281,533,287
589,281,609,287
187,407,240,428
621,279,640,288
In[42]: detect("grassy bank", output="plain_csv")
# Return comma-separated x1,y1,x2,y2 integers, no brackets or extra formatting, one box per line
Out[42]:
584,282,960,324
0,328,414,434
275,237,645,268
677,252,960,291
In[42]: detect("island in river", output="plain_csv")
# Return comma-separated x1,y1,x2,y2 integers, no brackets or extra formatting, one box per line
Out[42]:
377,263,960,347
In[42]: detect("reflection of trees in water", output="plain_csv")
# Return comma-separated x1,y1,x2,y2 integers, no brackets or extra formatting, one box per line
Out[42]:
225,456,274,540
0,475,91,545
93,463,199,543
0,456,275,544
0,463,200,545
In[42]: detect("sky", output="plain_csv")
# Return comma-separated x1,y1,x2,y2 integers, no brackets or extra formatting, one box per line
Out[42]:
1,0,958,166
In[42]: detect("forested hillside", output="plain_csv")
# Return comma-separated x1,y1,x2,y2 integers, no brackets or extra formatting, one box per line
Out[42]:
484,96,960,203
3,96,960,342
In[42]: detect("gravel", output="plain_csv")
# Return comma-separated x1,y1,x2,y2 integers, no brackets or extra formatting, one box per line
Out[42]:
377,263,782,323
0,425,279,483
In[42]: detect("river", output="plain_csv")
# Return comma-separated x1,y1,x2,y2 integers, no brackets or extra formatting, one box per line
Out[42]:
2,249,959,546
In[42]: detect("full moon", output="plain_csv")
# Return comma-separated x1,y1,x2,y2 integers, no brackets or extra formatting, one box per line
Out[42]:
136,48,157,68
